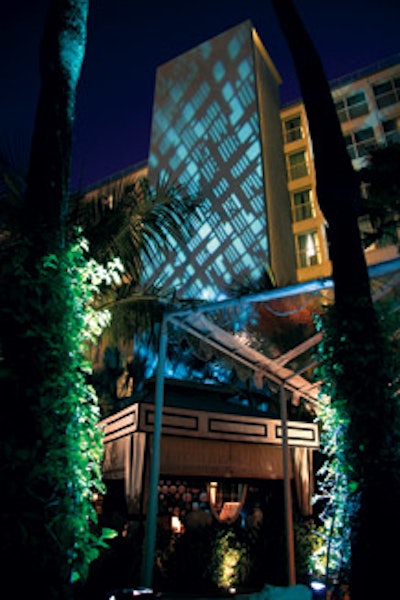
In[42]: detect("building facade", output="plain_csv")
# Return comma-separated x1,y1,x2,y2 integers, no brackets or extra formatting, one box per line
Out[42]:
84,25,399,293
87,25,400,587
145,20,296,299
281,54,400,282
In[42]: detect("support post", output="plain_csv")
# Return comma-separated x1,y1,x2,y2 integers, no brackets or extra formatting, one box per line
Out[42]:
280,385,296,585
140,316,168,587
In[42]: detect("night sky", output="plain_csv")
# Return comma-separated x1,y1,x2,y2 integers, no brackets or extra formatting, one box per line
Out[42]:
1,0,399,191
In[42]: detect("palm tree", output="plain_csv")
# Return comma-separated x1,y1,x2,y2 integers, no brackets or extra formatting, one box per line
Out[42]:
1,2,94,599
68,171,206,414
71,171,205,335
271,2,400,598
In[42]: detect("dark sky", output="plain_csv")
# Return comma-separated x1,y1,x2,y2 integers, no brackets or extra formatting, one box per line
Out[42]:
1,0,399,191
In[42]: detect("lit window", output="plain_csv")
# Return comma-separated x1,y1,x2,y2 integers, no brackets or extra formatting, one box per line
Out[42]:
291,188,314,222
295,231,321,268
283,115,303,143
208,481,247,524
287,150,308,180
171,515,184,534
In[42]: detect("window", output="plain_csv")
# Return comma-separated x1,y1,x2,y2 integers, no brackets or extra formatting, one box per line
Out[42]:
295,231,321,268
382,118,400,145
335,91,369,123
291,188,314,222
373,77,400,109
283,115,303,143
344,127,376,159
287,150,308,180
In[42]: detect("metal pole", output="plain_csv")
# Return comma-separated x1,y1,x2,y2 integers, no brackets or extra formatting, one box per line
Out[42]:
140,317,168,587
280,384,296,585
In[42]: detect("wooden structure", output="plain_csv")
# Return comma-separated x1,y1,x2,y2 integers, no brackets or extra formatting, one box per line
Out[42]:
100,385,320,517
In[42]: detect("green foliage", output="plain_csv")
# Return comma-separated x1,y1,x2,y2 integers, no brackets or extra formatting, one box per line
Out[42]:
209,527,251,590
153,523,254,593
293,518,316,583
0,233,120,593
311,294,400,583
359,142,400,248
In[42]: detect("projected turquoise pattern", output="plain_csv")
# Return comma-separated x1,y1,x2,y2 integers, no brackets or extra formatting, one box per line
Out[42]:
146,22,270,300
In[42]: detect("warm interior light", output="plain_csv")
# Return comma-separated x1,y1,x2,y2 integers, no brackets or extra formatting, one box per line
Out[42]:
219,502,241,522
209,481,218,505
306,233,316,258
208,481,247,524
171,515,184,533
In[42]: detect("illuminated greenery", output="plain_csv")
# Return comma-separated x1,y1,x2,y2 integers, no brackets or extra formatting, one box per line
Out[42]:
0,234,120,596
312,296,400,585
73,172,205,345
209,528,250,590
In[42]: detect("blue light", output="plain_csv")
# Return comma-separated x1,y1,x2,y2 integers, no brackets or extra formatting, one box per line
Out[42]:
146,21,274,298
213,60,226,82
222,81,234,101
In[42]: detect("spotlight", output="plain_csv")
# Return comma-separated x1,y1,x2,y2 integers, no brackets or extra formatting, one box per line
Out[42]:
107,588,156,600
310,580,326,599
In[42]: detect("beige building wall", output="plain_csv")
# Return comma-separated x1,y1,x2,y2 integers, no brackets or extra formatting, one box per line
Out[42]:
281,57,400,282
253,30,297,287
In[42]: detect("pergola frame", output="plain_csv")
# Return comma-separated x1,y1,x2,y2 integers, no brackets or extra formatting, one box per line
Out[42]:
140,257,400,587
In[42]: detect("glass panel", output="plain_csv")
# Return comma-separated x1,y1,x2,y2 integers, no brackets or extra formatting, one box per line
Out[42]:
376,93,397,109
373,79,398,108
292,189,313,222
348,102,369,119
347,92,365,106
335,99,348,123
354,127,376,157
354,127,374,142
284,115,303,143
296,231,321,268
383,119,400,145
335,92,368,121
288,151,308,180
373,81,392,96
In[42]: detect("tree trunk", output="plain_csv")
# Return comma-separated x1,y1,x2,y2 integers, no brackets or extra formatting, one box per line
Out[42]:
23,0,88,252
0,2,89,599
270,1,400,598
271,0,372,310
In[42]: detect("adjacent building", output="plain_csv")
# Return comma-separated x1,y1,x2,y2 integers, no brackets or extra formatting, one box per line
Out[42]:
281,53,400,282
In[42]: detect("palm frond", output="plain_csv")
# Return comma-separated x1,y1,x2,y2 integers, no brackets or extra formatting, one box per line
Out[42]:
71,171,206,340
71,171,206,284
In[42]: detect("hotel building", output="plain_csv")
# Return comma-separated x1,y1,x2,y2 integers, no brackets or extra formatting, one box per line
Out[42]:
281,53,400,282
90,23,400,585
84,21,400,296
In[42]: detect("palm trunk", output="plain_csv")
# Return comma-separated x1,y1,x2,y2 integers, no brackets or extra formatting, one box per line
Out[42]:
2,2,89,599
23,0,88,252
271,0,372,309
270,1,400,598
